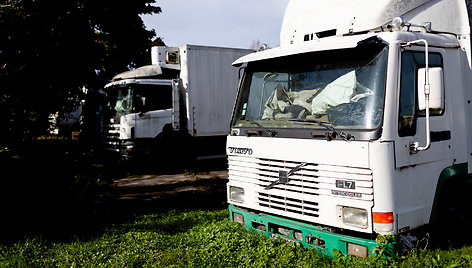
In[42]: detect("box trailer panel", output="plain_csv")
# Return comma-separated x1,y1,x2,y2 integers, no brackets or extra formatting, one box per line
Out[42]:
180,45,253,137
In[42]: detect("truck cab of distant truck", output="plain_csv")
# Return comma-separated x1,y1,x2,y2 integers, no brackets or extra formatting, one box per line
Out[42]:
226,0,472,257
101,45,252,160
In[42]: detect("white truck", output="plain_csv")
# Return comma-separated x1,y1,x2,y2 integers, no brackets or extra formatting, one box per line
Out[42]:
227,0,472,257
101,45,252,160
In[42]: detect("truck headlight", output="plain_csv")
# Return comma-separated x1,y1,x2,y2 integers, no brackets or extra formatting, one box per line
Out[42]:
342,207,368,229
229,186,245,203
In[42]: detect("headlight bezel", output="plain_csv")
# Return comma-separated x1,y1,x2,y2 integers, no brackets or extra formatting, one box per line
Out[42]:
341,206,368,229
229,186,245,203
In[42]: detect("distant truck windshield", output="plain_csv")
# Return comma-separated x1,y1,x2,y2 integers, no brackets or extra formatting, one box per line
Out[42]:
105,84,173,116
233,45,388,131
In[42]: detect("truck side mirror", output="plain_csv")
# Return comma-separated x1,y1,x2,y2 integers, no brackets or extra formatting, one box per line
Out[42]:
136,96,146,116
417,67,444,111
141,96,146,109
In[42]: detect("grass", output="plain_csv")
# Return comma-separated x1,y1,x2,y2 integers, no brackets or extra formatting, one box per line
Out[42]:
0,210,328,267
2,140,472,267
2,209,472,267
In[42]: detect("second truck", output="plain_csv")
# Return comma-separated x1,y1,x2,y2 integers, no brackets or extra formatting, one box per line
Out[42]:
101,45,252,161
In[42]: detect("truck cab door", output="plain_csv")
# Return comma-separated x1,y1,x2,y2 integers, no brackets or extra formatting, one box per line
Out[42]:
133,83,173,139
392,48,457,230
395,49,452,168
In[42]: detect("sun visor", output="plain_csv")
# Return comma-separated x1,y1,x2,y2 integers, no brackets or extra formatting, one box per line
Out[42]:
233,34,386,66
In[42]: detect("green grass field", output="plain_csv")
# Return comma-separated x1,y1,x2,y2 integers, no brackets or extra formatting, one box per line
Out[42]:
2,141,472,267
2,209,472,267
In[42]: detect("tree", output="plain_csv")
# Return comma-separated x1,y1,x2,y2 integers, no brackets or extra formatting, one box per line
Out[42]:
0,0,162,143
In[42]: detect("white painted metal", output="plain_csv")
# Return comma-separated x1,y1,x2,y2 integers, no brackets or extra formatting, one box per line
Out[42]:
233,31,459,66
179,45,253,137
133,110,173,139
392,43,470,230
151,46,180,70
117,110,172,140
105,78,173,88
226,0,472,239
111,65,162,81
227,136,374,233
280,0,469,47
233,33,372,66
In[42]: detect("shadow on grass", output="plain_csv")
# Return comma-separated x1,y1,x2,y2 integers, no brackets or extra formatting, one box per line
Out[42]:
0,139,228,243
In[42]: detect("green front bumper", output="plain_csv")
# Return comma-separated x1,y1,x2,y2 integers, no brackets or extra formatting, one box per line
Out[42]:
229,204,379,258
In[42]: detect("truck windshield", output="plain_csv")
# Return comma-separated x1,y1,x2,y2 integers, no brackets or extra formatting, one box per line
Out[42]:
233,45,388,132
107,87,133,116
105,84,173,116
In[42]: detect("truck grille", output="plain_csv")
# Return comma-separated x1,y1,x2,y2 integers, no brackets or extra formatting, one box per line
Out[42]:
259,192,320,217
101,123,121,152
228,155,373,219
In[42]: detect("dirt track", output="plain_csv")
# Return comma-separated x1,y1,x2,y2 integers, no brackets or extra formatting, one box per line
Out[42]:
93,169,230,219
106,170,229,204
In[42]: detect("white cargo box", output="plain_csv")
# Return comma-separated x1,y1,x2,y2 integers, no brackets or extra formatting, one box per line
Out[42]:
179,45,253,137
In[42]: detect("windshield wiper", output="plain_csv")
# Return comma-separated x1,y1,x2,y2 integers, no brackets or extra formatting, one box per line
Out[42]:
246,120,277,137
289,118,332,129
289,119,355,141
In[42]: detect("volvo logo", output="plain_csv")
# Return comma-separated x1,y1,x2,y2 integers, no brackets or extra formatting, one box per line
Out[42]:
265,162,307,190
228,147,253,155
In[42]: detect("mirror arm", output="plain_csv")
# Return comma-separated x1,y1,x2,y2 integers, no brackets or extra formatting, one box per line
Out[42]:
405,39,431,153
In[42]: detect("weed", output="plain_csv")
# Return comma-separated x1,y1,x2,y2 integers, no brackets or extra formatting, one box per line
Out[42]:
2,210,472,267
373,234,397,256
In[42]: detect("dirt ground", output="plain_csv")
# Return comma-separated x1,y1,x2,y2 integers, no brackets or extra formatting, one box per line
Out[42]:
101,169,229,211
0,142,230,241
111,170,228,198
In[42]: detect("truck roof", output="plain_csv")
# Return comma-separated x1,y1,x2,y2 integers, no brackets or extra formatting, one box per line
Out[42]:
111,65,163,82
280,0,470,47
104,78,173,89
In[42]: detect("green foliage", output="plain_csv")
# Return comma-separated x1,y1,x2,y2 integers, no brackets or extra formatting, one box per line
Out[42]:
0,0,162,143
2,209,472,267
373,234,397,256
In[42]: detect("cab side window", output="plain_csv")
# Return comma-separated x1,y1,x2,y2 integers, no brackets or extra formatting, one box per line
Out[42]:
398,51,443,137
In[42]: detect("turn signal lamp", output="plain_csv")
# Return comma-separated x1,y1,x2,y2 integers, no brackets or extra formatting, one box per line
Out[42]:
373,212,394,223
373,212,394,232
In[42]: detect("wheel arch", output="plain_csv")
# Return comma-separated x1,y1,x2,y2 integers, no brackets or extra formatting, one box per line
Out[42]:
429,163,469,224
